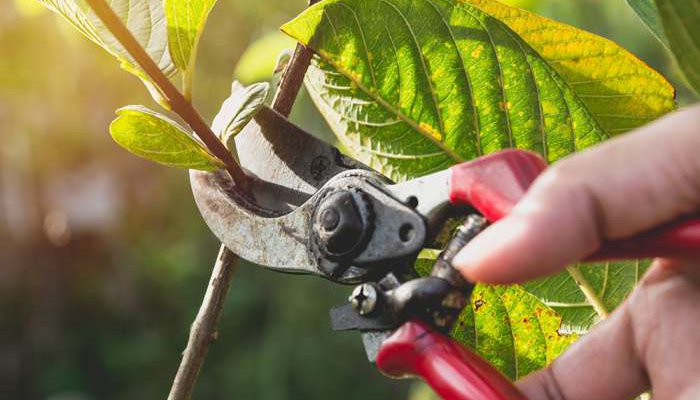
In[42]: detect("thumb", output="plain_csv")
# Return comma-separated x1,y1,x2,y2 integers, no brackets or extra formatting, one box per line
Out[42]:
453,105,700,283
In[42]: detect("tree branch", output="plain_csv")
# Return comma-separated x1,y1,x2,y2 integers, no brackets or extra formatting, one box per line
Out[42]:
168,245,238,400
165,2,319,399
271,44,314,116
83,0,249,192
271,0,321,117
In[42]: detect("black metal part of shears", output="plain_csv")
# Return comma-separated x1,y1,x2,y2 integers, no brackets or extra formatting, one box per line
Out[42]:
191,103,478,360
191,105,459,284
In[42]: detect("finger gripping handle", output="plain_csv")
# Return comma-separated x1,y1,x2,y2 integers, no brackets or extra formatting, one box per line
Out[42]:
376,320,526,400
448,149,700,260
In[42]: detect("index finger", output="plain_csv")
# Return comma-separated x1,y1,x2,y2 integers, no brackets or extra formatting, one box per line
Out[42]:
453,105,700,283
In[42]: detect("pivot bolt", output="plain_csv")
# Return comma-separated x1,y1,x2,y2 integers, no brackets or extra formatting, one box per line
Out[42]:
319,208,340,230
315,190,365,255
349,283,380,316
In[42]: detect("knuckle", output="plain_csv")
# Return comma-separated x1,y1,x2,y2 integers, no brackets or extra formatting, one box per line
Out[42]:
534,156,588,198
528,157,593,210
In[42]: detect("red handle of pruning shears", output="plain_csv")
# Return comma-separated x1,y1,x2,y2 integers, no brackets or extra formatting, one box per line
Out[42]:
377,149,700,400
376,319,527,400
448,149,700,260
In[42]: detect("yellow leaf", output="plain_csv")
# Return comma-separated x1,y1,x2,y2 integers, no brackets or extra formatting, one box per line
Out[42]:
466,0,676,134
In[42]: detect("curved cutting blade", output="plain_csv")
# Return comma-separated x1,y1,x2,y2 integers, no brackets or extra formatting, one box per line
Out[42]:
190,86,366,276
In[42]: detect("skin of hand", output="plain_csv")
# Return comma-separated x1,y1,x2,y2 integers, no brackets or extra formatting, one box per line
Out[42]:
452,104,700,400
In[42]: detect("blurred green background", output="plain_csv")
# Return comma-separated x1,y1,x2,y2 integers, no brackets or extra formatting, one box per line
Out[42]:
0,0,689,399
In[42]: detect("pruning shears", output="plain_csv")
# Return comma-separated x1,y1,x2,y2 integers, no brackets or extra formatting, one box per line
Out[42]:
191,104,700,400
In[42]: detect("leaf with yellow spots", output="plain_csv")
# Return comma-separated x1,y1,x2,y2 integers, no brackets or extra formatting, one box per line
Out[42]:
471,43,485,58
416,251,577,378
419,122,443,141
407,284,579,399
467,0,676,135
281,0,675,181
282,0,670,375
451,284,578,379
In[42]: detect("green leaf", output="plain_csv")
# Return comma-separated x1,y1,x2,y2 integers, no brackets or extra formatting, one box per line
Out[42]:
656,0,700,96
454,284,577,380
416,253,576,378
212,82,270,153
37,0,177,102
164,0,218,96
274,49,294,75
282,0,674,181
524,260,651,333
110,105,223,170
625,0,669,46
469,0,675,137
233,31,297,84
282,0,670,369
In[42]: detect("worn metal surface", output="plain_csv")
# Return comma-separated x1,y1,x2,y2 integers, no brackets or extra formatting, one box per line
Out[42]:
306,172,427,280
191,106,429,281
191,105,357,271
191,105,359,276
234,106,364,210
350,283,380,316
386,169,452,239
190,96,486,361
193,166,428,282
191,169,321,275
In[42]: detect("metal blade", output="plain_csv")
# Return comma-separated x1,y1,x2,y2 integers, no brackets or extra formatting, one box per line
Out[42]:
190,104,365,276
234,105,365,210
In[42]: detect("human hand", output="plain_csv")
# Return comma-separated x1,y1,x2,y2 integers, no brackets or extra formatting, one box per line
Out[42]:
452,105,700,399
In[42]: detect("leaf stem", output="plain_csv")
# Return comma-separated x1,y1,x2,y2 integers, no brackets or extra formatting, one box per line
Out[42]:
84,0,249,192
566,265,610,319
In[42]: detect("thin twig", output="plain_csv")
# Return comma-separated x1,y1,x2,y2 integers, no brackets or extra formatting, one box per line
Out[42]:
168,245,238,400
84,0,249,192
271,0,321,117
166,3,319,399
271,43,314,116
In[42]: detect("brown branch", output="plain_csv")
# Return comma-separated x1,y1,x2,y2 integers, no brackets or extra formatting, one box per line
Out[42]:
167,245,238,400
271,44,314,116
271,0,321,117
165,1,320,398
84,0,249,192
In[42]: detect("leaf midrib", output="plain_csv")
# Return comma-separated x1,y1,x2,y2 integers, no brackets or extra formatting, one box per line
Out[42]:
313,52,464,162
425,0,482,154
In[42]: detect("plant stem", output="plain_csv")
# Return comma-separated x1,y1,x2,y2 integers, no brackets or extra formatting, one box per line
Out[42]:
166,3,318,399
167,245,238,400
83,0,249,192
271,0,321,116
271,44,314,116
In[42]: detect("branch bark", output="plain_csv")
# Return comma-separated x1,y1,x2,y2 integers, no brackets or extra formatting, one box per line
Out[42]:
84,0,249,192
271,0,321,116
166,2,319,398
167,245,238,400
271,44,314,116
